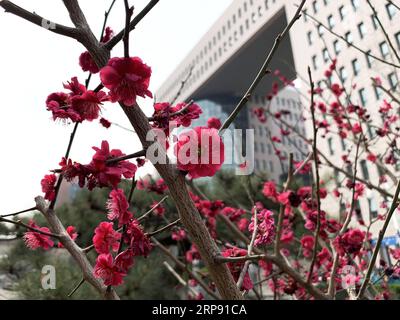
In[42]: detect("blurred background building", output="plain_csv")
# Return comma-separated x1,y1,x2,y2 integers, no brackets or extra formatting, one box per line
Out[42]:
156,0,400,257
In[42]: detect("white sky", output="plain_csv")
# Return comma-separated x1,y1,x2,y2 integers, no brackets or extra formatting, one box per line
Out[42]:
0,0,232,214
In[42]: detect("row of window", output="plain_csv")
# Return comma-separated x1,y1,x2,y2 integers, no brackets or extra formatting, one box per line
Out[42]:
311,35,400,75
311,0,396,21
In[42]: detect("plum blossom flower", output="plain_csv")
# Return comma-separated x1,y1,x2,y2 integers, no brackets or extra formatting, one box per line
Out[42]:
23,221,54,250
333,228,365,256
46,77,108,123
107,189,133,227
100,57,152,106
87,140,137,189
69,90,109,121
300,235,315,258
175,127,225,179
262,181,278,200
172,229,187,241
93,253,126,286
93,222,121,254
100,117,112,128
58,225,78,248
221,247,253,291
41,174,57,201
79,27,114,74
46,92,81,122
79,51,100,74
124,220,152,257
114,249,135,274
248,209,276,246
171,103,202,127
207,117,222,130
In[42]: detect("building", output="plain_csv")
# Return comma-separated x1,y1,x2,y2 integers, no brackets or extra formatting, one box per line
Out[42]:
156,0,400,249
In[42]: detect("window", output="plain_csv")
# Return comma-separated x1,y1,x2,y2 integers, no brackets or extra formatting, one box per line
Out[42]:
339,5,347,20
371,15,378,30
396,31,400,50
386,3,396,20
312,55,318,70
328,137,334,155
374,86,383,100
260,143,265,154
358,22,366,39
334,40,341,54
345,31,353,45
351,0,360,10
352,58,360,75
318,24,324,36
388,72,398,90
312,1,319,14
328,15,335,29
307,31,313,45
322,48,329,62
361,160,370,179
368,197,378,218
340,67,348,82
303,9,308,22
359,88,367,106
366,50,373,68
380,41,389,58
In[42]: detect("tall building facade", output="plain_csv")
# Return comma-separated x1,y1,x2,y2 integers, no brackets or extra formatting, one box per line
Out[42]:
156,0,400,245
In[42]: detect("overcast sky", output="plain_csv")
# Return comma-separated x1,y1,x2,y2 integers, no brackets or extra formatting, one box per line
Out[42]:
0,0,232,214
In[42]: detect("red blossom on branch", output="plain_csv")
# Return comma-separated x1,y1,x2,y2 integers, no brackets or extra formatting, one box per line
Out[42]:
100,57,152,106
23,221,54,250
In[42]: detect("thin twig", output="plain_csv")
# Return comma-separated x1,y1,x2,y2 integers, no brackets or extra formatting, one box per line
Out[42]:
357,180,400,299
171,65,195,105
327,137,362,298
148,219,181,237
0,216,61,239
123,0,134,58
68,277,85,297
0,206,36,218
275,153,294,256
237,206,258,290
307,67,321,284
105,0,160,50
50,122,79,210
153,238,220,299
137,196,169,221
301,8,400,69
366,0,400,64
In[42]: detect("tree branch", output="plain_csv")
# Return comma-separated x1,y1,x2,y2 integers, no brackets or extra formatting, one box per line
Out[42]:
357,180,400,299
0,0,78,39
35,196,120,300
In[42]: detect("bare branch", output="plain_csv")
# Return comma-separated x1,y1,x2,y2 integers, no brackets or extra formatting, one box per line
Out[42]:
301,8,400,69
0,206,36,219
0,0,78,39
275,153,294,256
35,196,120,300
357,180,400,299
104,0,160,50
153,238,220,300
237,206,258,290
148,218,181,237
307,67,322,284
